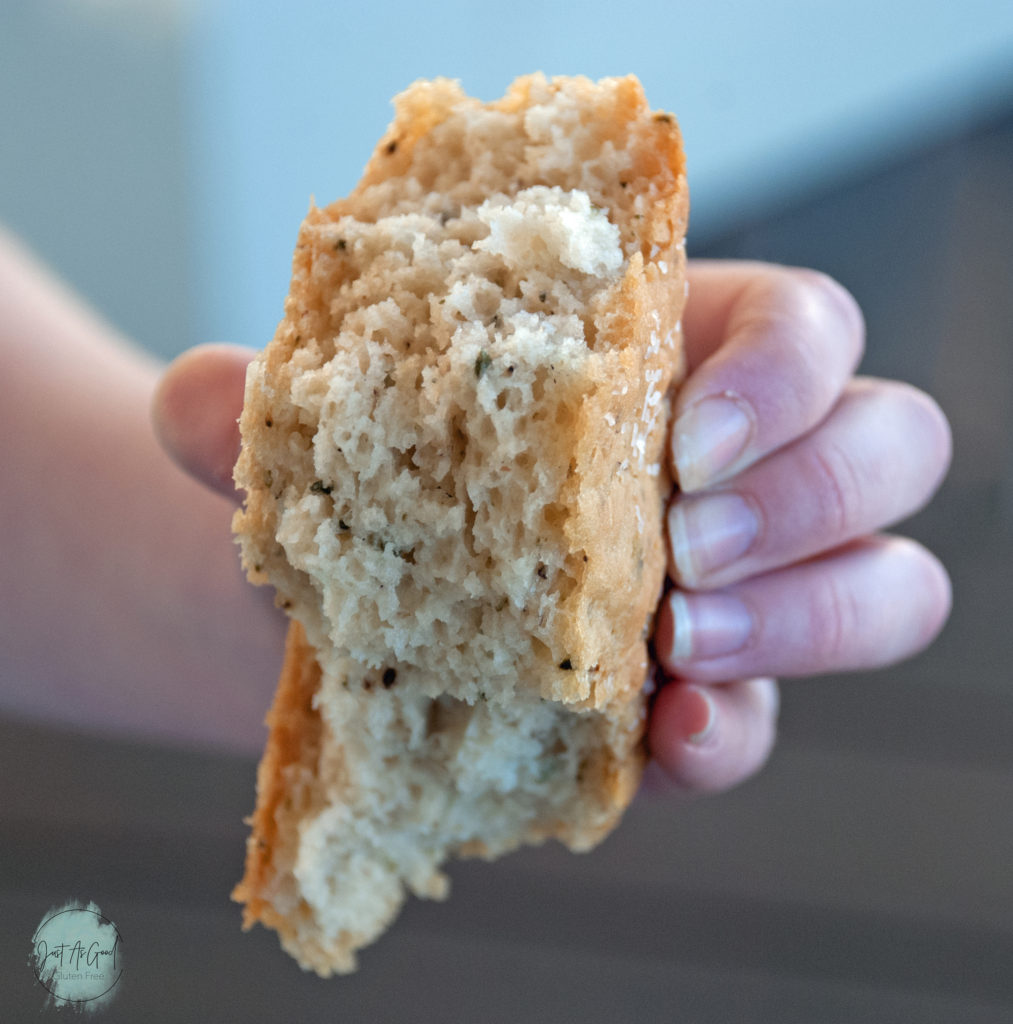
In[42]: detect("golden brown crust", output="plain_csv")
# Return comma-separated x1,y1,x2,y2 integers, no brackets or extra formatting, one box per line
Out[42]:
232,620,321,932
233,623,370,975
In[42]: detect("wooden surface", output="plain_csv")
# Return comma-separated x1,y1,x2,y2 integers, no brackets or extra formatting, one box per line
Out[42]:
4,113,1012,1023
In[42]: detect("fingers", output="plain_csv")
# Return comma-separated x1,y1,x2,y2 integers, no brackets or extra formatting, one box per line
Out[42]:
647,677,779,794
655,535,952,681
652,261,951,799
667,378,953,589
674,262,865,492
151,343,254,500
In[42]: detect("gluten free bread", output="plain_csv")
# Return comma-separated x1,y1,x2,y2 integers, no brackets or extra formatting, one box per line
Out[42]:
232,73,688,975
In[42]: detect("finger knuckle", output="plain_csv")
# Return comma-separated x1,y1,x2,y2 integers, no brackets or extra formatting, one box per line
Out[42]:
875,381,954,507
899,539,953,648
802,442,862,538
808,574,861,664
793,267,864,328
909,387,954,482
784,267,866,364
748,676,781,722
750,268,865,412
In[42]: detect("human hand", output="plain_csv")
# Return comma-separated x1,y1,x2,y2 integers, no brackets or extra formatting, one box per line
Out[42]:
647,260,952,794
151,261,952,798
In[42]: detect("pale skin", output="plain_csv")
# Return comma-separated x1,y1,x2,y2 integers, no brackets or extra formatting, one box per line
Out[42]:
0,227,952,795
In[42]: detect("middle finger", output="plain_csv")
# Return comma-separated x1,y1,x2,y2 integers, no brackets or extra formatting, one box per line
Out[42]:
667,377,951,589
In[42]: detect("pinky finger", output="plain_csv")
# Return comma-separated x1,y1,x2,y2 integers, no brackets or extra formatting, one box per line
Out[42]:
647,677,780,795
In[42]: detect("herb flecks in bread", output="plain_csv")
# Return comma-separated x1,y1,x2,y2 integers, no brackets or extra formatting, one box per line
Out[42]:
232,73,688,976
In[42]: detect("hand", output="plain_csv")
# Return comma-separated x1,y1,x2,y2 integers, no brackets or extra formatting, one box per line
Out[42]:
647,261,952,794
151,261,953,797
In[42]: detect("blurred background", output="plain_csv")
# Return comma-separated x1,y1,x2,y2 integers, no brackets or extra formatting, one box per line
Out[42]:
3,0,1012,1019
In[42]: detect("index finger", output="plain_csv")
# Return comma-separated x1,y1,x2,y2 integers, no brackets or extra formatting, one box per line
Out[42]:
672,260,865,492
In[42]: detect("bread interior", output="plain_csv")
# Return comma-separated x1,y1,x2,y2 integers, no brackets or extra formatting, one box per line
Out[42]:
234,75,685,974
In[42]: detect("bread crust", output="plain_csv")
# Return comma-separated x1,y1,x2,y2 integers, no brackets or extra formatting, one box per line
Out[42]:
234,621,378,975
232,623,318,954
233,73,688,974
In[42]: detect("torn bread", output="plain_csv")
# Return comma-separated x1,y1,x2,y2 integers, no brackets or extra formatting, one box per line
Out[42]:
231,73,688,975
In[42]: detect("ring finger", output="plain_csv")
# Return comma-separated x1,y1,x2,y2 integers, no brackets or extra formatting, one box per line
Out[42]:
654,535,952,681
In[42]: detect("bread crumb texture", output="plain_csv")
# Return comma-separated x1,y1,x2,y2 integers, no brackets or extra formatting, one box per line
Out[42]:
232,73,688,975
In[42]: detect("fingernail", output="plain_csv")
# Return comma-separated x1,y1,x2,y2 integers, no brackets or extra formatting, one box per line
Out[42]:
673,394,754,492
667,591,754,662
668,492,760,585
680,685,716,745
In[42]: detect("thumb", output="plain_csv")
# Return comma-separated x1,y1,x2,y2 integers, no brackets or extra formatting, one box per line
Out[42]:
152,343,256,501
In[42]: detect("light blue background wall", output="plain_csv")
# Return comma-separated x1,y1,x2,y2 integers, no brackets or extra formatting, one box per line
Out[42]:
2,0,1012,357
185,0,1013,351
1,0,191,357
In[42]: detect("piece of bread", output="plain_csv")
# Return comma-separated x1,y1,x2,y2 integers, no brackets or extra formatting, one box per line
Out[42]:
231,73,688,975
